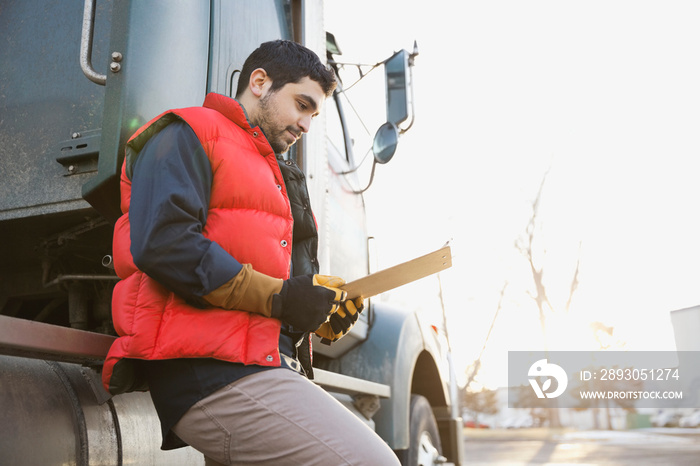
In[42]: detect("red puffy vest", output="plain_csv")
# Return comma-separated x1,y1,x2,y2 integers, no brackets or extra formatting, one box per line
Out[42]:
102,94,294,394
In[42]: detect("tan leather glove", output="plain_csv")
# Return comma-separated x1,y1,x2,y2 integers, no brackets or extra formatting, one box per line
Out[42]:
315,296,365,345
204,268,347,335
203,263,283,317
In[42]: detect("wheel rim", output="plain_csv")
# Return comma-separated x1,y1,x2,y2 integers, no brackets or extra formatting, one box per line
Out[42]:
416,431,440,466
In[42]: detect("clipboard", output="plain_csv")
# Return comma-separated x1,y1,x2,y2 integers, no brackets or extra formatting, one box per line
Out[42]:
340,245,452,300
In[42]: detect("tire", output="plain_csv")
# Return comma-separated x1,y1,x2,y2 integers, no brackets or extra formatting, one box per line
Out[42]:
399,394,444,466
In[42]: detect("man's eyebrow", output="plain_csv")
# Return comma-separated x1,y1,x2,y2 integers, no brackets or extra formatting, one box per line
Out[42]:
298,94,319,113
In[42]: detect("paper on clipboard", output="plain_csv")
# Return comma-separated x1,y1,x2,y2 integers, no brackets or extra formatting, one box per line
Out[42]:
340,245,452,300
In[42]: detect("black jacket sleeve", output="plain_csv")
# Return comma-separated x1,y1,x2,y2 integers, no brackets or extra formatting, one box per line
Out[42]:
129,121,242,305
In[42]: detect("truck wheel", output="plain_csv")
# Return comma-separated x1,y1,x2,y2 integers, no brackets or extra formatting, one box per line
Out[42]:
402,394,444,466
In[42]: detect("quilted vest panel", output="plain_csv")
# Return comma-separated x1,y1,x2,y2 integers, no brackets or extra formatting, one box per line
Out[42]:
103,94,294,393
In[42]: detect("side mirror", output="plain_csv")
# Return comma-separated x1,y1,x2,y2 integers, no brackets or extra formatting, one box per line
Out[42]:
385,49,411,127
372,122,399,164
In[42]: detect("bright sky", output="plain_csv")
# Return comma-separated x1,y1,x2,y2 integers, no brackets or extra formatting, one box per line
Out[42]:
325,1,700,388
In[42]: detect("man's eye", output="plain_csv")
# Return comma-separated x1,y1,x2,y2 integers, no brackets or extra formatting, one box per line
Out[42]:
298,101,307,111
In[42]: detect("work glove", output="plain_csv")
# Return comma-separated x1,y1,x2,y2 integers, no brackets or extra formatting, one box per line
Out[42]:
203,264,283,317
271,274,347,332
315,297,365,345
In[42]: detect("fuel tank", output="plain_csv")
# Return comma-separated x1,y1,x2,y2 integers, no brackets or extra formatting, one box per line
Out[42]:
0,355,203,465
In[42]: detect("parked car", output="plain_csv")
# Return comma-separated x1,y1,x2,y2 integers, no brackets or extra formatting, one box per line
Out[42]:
463,419,490,429
651,410,682,427
501,414,534,429
679,410,700,428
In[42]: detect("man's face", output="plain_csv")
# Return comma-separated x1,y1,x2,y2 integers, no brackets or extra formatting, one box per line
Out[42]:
253,77,326,154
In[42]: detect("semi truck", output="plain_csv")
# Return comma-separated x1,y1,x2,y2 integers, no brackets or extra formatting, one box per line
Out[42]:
0,1,464,464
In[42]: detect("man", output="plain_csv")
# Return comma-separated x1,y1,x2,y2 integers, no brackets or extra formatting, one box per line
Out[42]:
101,40,400,465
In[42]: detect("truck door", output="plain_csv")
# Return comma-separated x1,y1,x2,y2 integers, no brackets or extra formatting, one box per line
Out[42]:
207,0,294,97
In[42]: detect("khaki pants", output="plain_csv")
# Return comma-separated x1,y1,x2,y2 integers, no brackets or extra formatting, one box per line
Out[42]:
172,368,400,466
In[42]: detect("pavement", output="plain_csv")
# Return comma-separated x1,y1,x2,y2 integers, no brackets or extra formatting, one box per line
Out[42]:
463,426,700,443
557,428,700,444
462,427,700,465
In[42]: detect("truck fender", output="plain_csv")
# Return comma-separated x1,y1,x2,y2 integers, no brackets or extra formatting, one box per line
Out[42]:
334,301,450,450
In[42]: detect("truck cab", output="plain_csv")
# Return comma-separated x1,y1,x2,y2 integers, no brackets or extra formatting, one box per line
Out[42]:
0,1,463,464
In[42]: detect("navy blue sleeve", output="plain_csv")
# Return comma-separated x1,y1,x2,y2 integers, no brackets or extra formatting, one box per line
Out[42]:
129,121,242,305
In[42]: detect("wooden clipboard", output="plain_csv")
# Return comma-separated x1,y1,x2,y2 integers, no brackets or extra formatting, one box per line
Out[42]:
340,245,452,300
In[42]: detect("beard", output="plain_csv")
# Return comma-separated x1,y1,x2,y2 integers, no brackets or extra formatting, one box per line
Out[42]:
254,93,302,154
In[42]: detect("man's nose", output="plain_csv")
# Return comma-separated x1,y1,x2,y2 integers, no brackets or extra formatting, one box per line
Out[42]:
299,115,312,133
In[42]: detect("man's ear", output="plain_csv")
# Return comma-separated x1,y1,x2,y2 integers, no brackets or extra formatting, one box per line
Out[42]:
249,68,270,98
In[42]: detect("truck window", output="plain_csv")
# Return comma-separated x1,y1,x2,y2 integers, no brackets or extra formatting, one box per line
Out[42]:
208,0,294,96
326,86,374,169
326,93,349,163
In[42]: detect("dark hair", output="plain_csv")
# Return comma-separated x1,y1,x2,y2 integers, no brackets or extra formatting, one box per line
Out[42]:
235,40,337,98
